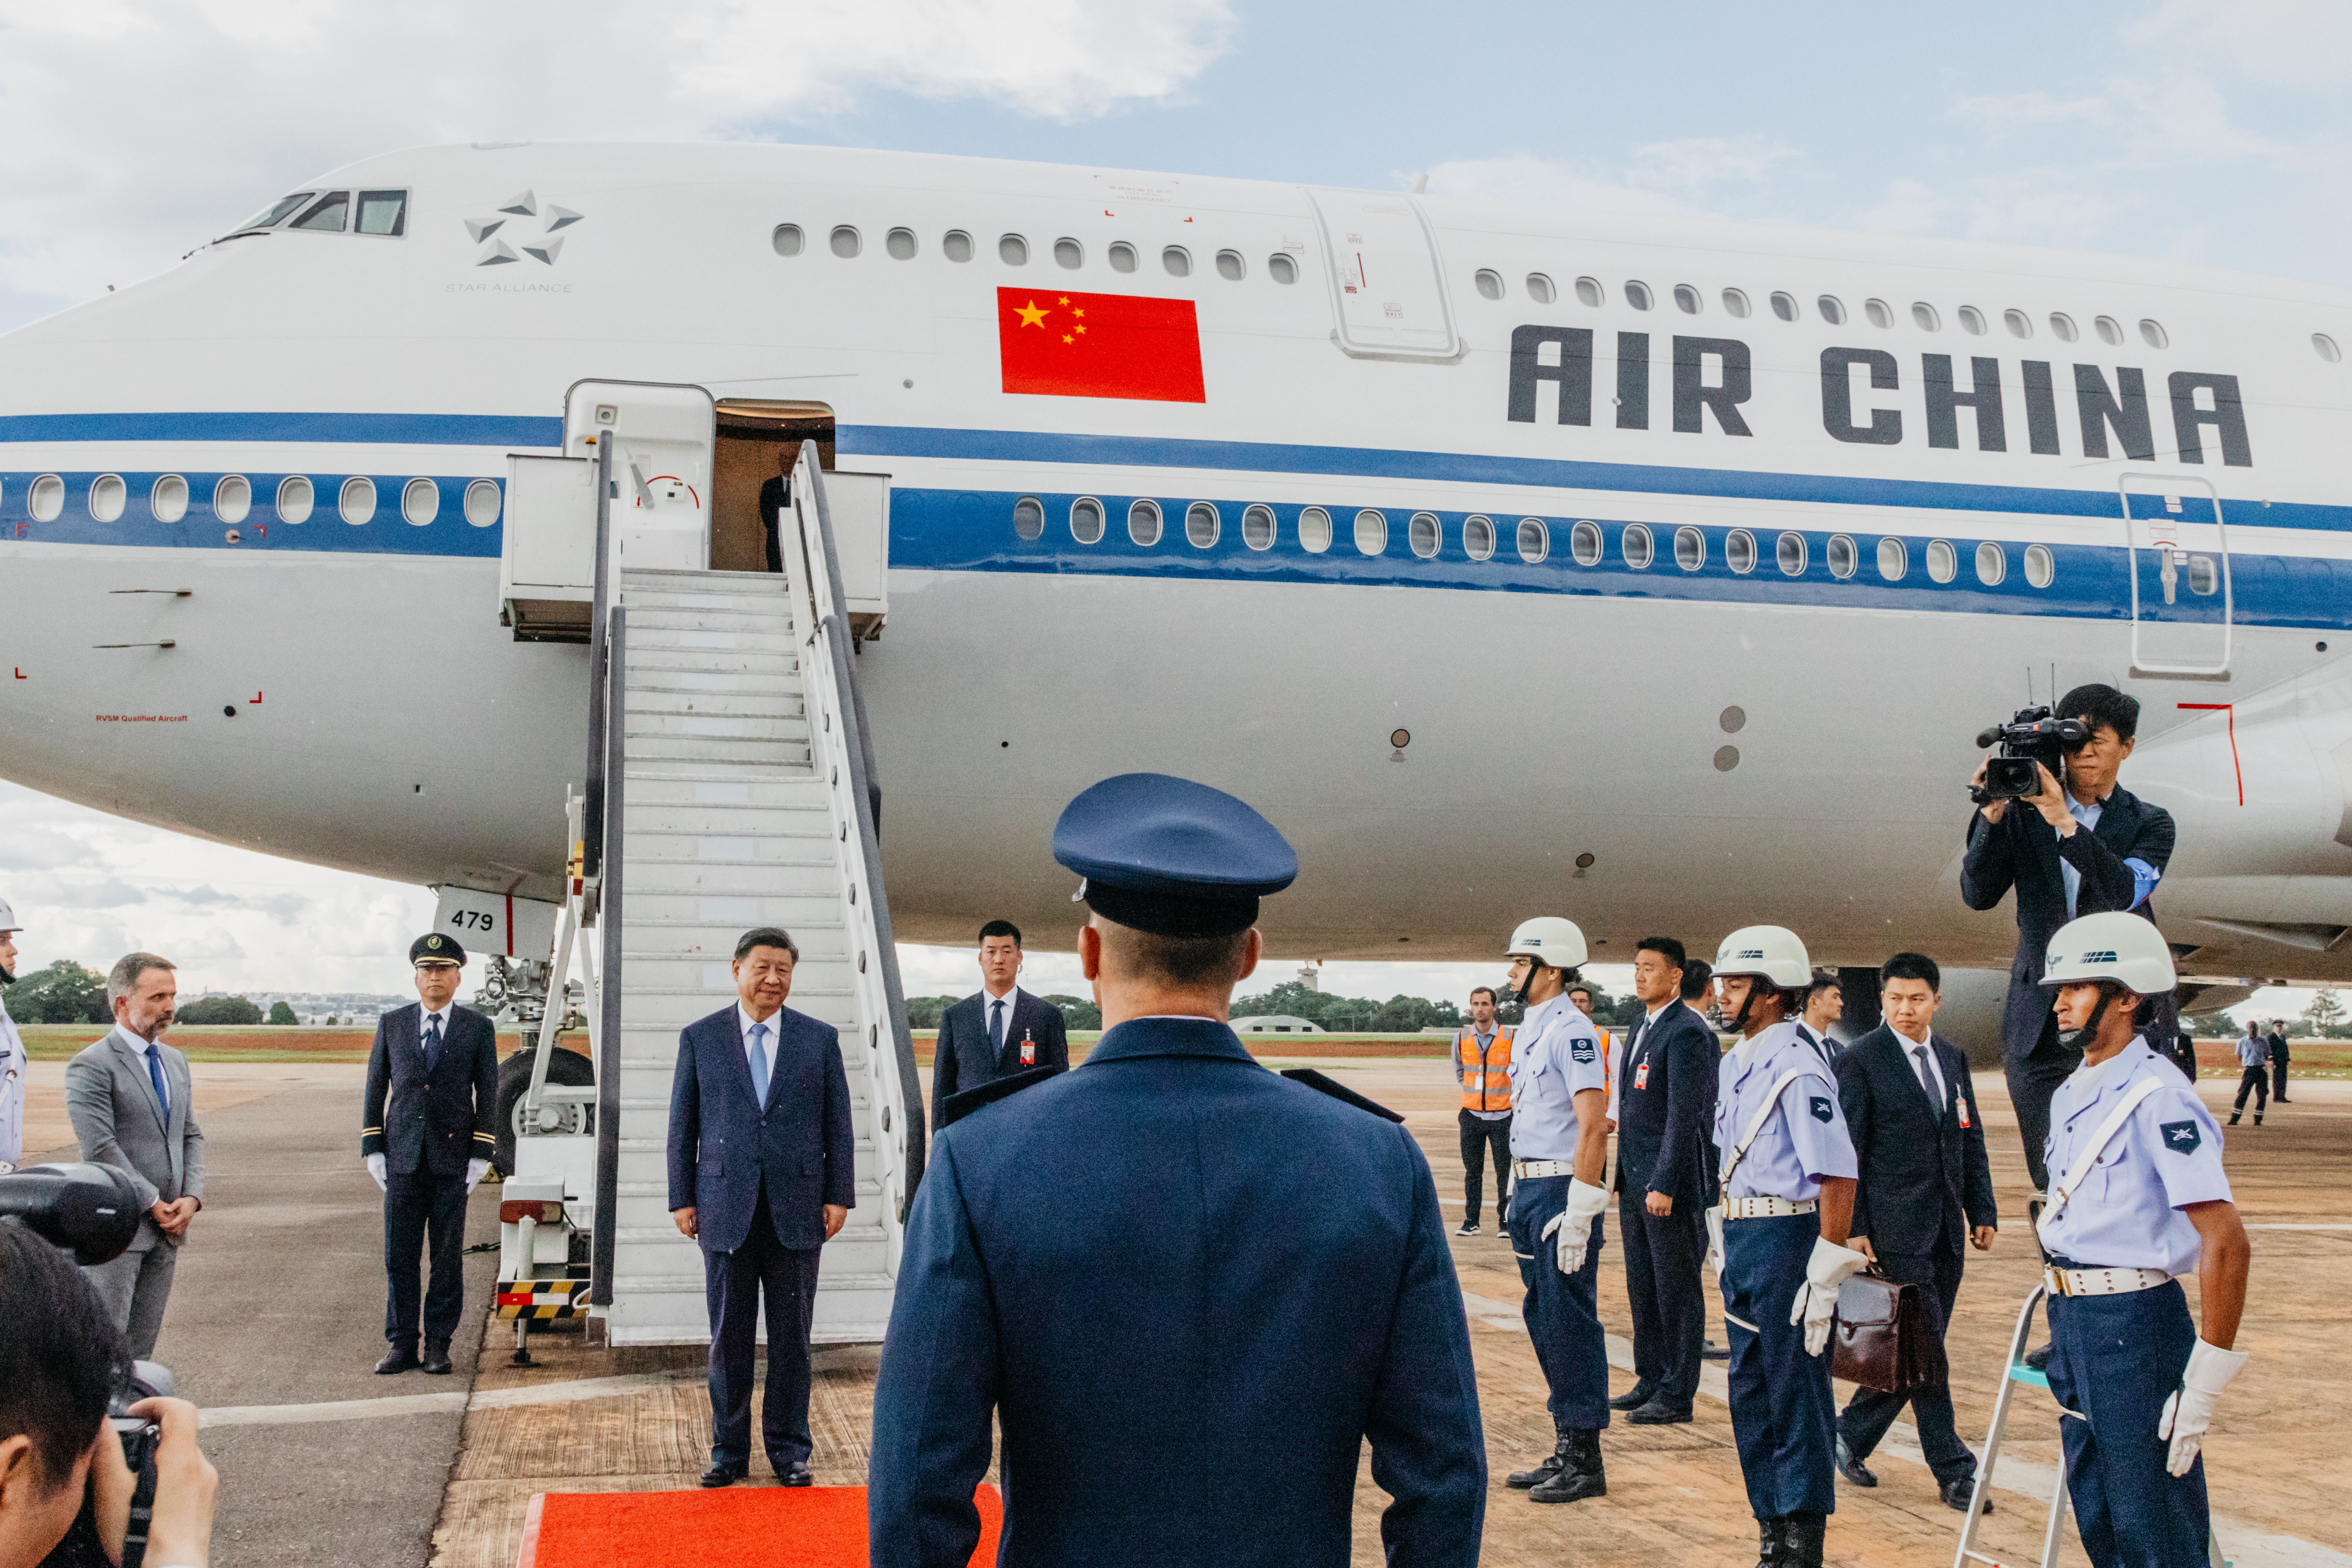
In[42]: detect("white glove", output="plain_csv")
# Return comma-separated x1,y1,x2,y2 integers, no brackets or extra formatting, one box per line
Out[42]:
2158,1338,2249,1477
1704,1205,1725,1275
466,1158,491,1192
1791,1235,1869,1357
1539,1179,1612,1273
365,1153,387,1191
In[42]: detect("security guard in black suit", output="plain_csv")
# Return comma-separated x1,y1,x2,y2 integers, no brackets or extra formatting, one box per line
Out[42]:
869,773,1485,1568
361,933,500,1374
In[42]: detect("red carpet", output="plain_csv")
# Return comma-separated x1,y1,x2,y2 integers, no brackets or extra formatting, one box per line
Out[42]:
516,1484,1001,1568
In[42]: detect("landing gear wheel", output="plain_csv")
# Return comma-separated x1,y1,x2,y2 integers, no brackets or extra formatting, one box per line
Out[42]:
494,1047,594,1177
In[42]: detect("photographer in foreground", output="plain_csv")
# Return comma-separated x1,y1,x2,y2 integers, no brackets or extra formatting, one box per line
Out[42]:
0,1220,215,1568
1962,683,2175,1195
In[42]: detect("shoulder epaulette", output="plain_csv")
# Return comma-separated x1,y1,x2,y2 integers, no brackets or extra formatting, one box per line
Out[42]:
1279,1067,1405,1122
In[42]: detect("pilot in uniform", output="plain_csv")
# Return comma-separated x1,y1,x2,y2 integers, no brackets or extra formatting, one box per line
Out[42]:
2034,913,2252,1568
869,773,1485,1568
1496,917,1614,1505
1707,926,1865,1568
361,934,501,1375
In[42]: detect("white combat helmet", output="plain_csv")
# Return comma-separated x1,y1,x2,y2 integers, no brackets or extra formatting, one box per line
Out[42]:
2040,911,2177,997
1504,916,1588,971
0,898,17,934
1714,925,1813,989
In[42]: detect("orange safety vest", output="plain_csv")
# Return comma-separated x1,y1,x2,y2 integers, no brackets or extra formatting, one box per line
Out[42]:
1456,1026,1516,1114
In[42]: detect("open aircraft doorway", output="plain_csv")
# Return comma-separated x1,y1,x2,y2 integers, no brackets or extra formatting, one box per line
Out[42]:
713,399,835,574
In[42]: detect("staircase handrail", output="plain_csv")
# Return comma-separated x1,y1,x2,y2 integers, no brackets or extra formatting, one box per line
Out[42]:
589,604,626,1305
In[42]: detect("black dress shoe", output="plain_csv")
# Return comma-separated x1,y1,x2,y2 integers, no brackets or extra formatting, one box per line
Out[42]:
375,1346,419,1375
1701,1340,1730,1361
699,1462,746,1489
1942,1476,1990,1513
420,1344,454,1375
1626,1397,1693,1425
1834,1434,1877,1488
778,1462,814,1487
1606,1381,1658,1411
1506,1428,1571,1488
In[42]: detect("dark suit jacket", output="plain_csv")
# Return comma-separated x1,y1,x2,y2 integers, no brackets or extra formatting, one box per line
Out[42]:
870,1018,1483,1568
1959,782,2176,1061
361,1004,498,1177
930,988,1070,1133
758,475,786,574
2268,1030,2289,1065
1613,1000,1718,1208
1835,1025,1996,1258
666,1004,855,1253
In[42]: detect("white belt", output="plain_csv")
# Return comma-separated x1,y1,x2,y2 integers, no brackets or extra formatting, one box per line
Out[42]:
1512,1159,1574,1179
2046,1264,2170,1298
1720,1196,1817,1220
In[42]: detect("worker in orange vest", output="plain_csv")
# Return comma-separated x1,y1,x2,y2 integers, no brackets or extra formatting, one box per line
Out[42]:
1455,985,1515,1235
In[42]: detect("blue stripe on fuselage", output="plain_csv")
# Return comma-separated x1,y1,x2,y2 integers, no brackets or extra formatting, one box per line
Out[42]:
0,412,562,447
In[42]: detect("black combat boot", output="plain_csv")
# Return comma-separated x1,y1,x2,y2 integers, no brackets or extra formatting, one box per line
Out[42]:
1506,1421,1571,1488
1783,1511,1828,1568
1528,1427,1605,1503
1751,1516,1785,1568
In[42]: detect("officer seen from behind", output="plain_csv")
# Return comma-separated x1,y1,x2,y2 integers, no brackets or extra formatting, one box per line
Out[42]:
1497,917,1614,1506
362,934,499,1375
868,774,1484,1568
1708,926,1864,1568
2034,913,2251,1568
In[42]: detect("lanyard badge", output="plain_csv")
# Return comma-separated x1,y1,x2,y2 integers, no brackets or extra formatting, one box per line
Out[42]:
1957,1096,1971,1129
1634,1063,1650,1090
1020,1032,1036,1066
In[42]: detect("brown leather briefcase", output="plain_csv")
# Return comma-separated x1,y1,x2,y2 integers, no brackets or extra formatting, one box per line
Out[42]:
1830,1271,1947,1393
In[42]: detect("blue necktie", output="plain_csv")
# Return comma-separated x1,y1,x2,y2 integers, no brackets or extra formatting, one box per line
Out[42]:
748,1021,770,1107
423,1015,444,1072
145,1042,169,1120
990,999,1007,1057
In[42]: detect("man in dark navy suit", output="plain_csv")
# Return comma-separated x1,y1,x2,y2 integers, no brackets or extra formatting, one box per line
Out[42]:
361,933,499,1375
1831,953,1998,1510
1961,683,2175,1192
928,920,1070,1133
666,926,855,1488
870,773,1485,1568
1606,936,1718,1426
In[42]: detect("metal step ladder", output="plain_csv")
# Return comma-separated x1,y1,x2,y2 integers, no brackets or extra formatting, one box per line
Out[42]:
582,441,921,1347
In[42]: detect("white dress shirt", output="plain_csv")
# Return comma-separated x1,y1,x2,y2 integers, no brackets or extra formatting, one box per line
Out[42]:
419,1004,452,1046
982,984,1020,1054
738,1003,782,1099
1891,1022,1944,1112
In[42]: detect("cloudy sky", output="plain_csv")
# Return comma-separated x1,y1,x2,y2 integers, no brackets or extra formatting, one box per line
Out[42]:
0,0,2344,1014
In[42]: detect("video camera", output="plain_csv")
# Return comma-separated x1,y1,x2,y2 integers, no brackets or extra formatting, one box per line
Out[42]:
0,1162,146,1264
1972,705,2090,804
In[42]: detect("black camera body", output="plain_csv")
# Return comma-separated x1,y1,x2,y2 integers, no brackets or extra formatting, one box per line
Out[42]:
1973,705,2090,802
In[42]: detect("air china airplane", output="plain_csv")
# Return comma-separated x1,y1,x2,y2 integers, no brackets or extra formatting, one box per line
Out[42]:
3,141,2350,1043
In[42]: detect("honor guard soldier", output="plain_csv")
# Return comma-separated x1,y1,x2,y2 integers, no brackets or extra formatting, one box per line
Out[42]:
1498,917,1615,1506
1707,926,1865,1568
2034,913,2251,1568
361,934,500,1375
869,774,1485,1568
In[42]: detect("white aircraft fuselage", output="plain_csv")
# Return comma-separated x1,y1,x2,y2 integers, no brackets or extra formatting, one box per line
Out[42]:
3,142,2350,994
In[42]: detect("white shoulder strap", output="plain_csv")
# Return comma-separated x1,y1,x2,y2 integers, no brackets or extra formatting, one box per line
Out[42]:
2038,1074,2166,1237
1719,1065,1808,1196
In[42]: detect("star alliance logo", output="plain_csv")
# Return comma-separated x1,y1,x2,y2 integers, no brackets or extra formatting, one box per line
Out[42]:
464,189,584,267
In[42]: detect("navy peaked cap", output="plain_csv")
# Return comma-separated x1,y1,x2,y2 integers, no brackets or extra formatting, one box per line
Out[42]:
1053,773,1297,938
410,932,466,967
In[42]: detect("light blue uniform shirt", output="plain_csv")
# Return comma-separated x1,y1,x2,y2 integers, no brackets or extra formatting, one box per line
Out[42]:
2234,1033,2269,1068
2059,794,2162,918
1712,1020,1857,1201
2039,1040,2230,1276
1506,994,1608,1162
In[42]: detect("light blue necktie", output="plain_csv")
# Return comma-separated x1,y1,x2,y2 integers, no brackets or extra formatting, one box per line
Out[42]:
145,1042,170,1119
747,1021,770,1106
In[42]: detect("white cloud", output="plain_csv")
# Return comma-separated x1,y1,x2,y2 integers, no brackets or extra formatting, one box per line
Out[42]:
2130,0,2352,88
0,0,1234,305
1424,135,1800,220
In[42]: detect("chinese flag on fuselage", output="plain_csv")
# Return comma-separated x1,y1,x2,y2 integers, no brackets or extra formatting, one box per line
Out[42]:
997,287,1205,403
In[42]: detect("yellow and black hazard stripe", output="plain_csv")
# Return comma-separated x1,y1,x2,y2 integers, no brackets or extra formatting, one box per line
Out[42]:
495,1277,591,1320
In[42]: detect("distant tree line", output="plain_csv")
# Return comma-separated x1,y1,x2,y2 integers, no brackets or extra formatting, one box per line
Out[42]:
907,994,1103,1031
4,961,304,1025
1227,978,1642,1034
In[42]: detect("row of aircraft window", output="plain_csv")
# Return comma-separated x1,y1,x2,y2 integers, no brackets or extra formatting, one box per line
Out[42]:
999,496,2164,592
768,220,2347,365
8,473,501,527
773,224,1300,284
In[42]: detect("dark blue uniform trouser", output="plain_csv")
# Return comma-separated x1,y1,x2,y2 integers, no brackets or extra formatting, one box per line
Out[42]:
1837,1239,1975,1485
2046,1277,2209,1568
1722,1211,1835,1519
705,1187,822,1470
383,1165,469,1348
1508,1174,1610,1430
1619,1183,1706,1410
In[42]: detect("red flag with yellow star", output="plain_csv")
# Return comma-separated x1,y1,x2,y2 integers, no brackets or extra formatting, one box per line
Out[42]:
997,287,1205,402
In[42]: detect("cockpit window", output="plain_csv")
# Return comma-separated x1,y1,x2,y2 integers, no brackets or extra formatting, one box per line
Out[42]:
233,192,315,234
290,192,350,232
355,190,407,236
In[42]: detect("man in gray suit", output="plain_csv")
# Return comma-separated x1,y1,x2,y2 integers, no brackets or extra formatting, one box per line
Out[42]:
64,952,205,1356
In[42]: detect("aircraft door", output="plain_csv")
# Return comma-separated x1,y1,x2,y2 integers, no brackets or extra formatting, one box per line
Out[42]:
1301,189,1461,361
563,381,715,571
2118,472,2231,678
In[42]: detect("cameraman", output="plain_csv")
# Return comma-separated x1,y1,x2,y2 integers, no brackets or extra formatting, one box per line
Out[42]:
0,1221,215,1568
1962,683,2176,1193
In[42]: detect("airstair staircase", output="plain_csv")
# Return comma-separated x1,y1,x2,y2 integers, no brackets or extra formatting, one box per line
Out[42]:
582,444,920,1346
